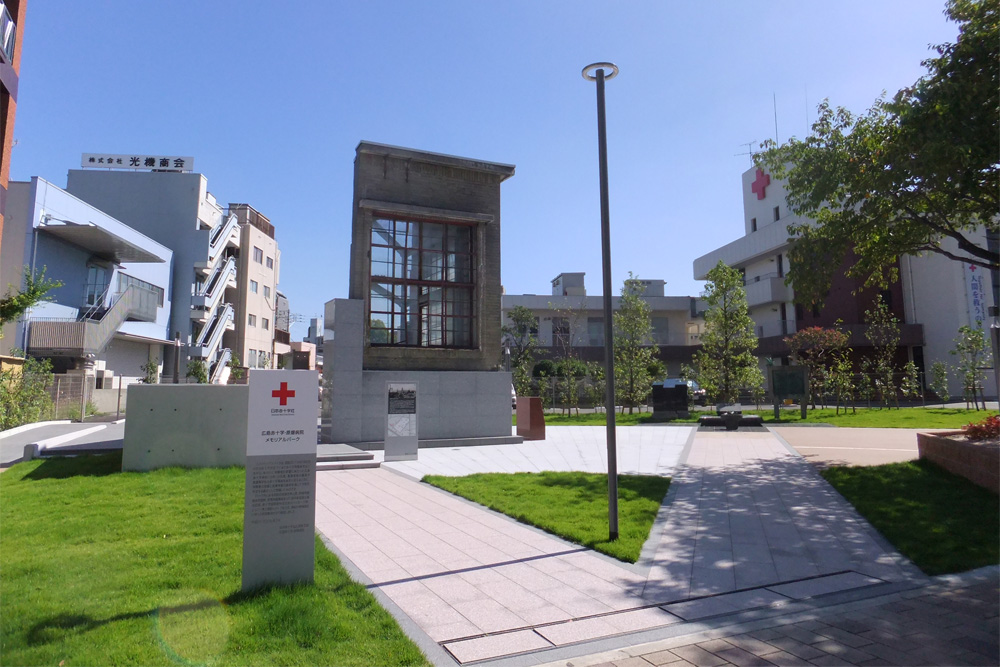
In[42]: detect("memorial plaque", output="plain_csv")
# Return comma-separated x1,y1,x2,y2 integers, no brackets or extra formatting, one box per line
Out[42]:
385,382,418,461
650,383,690,421
242,370,318,592
769,365,809,420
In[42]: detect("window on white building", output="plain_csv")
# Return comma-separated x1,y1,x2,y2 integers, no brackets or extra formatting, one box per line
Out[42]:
263,318,269,330
266,256,274,269
248,314,256,326
263,285,271,300
751,217,757,232
588,317,604,346
773,206,780,222
250,280,258,293
253,247,263,263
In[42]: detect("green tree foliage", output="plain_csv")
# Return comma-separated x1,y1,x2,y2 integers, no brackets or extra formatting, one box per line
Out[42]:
784,325,850,407
613,275,657,414
228,353,244,381
0,267,62,332
140,358,160,384
185,360,209,384
370,319,389,344
694,262,761,404
828,352,856,415
864,295,901,408
930,360,951,405
951,324,990,409
502,305,539,397
901,361,923,401
584,361,605,411
0,356,54,429
755,0,999,306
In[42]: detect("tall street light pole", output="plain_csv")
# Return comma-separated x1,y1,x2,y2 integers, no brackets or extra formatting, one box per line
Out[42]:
583,61,619,541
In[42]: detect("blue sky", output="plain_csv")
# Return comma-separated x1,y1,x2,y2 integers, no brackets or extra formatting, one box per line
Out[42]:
11,1,958,333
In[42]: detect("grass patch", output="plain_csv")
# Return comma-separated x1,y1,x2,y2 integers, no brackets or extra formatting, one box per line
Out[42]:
423,471,670,563
514,407,990,429
821,459,1000,575
0,453,428,667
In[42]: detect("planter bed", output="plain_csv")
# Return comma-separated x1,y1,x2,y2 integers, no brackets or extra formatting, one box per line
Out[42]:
916,430,999,494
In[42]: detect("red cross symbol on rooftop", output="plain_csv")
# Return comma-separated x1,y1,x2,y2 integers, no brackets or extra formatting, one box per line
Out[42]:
751,168,771,200
272,382,295,406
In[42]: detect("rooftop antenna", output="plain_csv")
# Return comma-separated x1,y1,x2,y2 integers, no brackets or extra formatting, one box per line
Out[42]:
734,141,756,166
773,92,779,145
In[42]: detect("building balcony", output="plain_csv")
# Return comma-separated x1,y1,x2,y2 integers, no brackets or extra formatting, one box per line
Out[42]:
744,274,790,307
754,320,925,357
0,2,15,65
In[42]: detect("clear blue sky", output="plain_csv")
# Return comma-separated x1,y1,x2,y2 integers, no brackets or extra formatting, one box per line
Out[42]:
11,1,958,333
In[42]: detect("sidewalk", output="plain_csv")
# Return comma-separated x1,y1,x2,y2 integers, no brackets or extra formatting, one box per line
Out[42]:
313,426,959,665
537,567,999,667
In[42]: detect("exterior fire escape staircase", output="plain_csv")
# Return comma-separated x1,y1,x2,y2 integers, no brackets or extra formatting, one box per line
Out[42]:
190,211,239,382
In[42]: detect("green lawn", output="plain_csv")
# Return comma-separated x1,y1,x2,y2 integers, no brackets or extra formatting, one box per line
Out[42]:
514,407,991,429
821,459,1000,575
0,453,428,667
423,471,670,563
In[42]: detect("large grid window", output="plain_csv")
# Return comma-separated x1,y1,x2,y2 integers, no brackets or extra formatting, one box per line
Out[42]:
369,217,474,347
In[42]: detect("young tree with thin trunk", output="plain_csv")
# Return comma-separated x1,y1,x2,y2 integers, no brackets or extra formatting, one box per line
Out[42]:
613,274,657,414
694,262,761,404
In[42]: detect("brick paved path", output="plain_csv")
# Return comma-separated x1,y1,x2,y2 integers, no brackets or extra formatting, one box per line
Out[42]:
540,573,998,667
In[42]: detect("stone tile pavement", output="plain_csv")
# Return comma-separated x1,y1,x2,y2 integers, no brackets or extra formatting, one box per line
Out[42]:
537,569,999,667
314,425,953,665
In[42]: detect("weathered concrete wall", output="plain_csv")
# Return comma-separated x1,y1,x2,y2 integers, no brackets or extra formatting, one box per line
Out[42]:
348,142,513,372
323,298,512,445
122,384,248,471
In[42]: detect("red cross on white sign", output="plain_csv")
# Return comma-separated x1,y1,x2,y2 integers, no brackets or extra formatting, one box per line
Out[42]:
751,168,771,200
272,382,296,406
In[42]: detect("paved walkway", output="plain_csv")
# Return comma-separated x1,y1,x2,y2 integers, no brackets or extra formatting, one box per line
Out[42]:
537,569,999,667
314,426,935,665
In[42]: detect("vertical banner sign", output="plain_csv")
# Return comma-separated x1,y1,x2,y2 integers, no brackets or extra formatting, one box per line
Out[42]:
385,382,418,461
242,370,318,592
966,265,988,329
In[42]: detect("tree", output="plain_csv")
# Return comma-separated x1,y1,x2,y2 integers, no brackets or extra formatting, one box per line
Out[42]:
613,274,657,414
864,295,901,408
228,353,245,381
185,359,208,384
901,361,922,402
755,0,999,307
784,325,850,407
501,305,539,398
0,267,62,333
693,262,761,404
951,324,990,409
828,351,856,415
929,360,951,405
140,358,160,384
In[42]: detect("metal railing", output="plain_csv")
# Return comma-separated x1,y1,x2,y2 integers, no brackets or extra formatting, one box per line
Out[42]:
27,285,160,356
208,213,240,262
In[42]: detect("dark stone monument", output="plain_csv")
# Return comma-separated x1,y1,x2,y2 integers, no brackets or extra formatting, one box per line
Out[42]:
650,383,690,421
516,397,545,441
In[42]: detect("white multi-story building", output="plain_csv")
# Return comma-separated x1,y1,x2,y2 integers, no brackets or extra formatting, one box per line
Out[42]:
693,165,997,398
67,161,245,383
502,273,705,375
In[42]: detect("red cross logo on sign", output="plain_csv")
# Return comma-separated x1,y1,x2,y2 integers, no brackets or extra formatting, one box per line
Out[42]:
272,382,295,406
751,168,770,200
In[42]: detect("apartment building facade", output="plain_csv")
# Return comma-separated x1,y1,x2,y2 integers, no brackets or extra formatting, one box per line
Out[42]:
0,0,25,248
501,272,706,376
0,177,172,384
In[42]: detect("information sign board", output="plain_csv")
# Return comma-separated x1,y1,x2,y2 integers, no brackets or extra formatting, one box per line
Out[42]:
385,382,417,461
242,370,318,591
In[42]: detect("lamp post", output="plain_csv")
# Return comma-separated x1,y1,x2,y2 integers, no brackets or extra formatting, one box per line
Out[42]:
582,61,619,541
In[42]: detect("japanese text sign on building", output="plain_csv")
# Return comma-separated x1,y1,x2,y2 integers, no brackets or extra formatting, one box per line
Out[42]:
243,369,318,592
966,264,988,329
81,153,194,172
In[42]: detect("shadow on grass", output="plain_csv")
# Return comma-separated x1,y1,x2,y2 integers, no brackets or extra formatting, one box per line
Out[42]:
26,598,220,646
21,452,122,481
